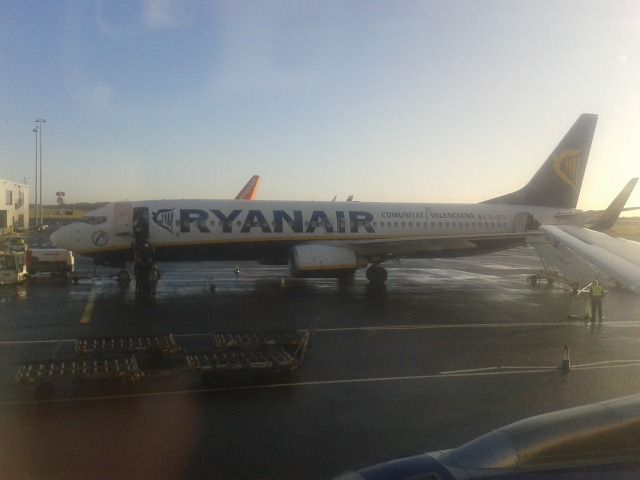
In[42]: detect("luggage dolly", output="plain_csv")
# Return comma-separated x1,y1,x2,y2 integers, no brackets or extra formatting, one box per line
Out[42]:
213,330,310,352
526,269,580,292
75,333,183,370
15,355,143,401
187,330,311,386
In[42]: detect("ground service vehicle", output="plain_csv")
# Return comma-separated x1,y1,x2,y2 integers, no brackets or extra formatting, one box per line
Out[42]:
26,248,74,276
0,252,27,285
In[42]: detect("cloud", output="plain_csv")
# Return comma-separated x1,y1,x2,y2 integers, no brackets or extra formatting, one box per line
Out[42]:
87,83,114,109
96,0,144,38
142,0,193,30
617,54,629,64
95,0,192,37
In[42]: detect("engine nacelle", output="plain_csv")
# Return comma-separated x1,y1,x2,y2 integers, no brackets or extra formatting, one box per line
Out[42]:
289,245,366,278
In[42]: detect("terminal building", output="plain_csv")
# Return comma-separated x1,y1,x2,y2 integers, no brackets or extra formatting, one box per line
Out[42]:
0,178,29,234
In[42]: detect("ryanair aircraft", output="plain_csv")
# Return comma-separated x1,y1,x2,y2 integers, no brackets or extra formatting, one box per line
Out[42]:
51,114,598,285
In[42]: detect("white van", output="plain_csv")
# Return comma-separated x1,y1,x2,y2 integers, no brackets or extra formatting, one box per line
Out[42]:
27,248,75,276
0,252,28,285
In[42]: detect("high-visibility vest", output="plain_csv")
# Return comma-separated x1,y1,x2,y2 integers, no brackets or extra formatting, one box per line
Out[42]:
591,284,604,297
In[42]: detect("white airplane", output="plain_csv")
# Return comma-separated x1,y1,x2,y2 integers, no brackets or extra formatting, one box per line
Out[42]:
52,114,599,285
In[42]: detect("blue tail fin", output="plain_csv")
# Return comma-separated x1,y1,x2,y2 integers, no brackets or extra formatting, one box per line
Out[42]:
483,114,598,209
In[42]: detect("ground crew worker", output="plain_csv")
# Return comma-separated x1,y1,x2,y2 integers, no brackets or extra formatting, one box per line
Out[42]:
589,280,604,321
134,241,155,296
133,210,149,246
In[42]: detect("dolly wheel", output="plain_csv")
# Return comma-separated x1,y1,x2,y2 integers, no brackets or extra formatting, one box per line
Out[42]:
117,270,131,283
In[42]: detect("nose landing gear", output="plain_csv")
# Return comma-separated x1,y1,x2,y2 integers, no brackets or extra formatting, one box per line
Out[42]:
117,270,131,283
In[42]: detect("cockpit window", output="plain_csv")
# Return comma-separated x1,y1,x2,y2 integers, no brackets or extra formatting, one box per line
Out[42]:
84,216,108,225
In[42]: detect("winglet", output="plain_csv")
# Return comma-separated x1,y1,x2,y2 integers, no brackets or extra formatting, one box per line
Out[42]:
590,177,639,231
235,175,261,200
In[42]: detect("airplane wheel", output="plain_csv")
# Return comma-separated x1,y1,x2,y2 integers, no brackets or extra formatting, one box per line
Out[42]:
527,275,538,287
117,270,131,283
366,265,388,285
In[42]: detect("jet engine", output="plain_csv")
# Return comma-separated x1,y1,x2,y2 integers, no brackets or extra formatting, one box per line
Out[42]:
333,393,640,480
289,245,366,278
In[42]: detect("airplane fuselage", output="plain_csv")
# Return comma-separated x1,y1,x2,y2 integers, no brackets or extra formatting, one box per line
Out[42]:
52,199,564,266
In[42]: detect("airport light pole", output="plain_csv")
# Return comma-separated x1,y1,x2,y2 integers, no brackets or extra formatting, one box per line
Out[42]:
32,126,38,227
35,118,46,226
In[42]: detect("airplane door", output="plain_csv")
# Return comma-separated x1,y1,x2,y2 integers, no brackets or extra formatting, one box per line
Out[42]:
113,202,133,236
513,212,530,233
133,207,150,244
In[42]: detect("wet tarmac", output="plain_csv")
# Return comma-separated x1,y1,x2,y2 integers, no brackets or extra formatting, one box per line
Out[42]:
1,246,640,479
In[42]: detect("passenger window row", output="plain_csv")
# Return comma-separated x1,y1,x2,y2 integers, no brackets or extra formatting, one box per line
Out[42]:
168,218,510,231
371,220,510,229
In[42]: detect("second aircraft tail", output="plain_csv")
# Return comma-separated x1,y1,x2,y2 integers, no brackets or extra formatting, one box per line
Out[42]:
590,177,639,231
483,113,598,209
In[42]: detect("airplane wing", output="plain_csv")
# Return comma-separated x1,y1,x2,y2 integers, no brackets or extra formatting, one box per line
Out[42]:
540,224,640,293
235,175,260,200
332,232,533,259
336,393,640,479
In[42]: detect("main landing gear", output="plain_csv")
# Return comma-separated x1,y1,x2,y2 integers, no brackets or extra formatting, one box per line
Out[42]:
366,264,387,285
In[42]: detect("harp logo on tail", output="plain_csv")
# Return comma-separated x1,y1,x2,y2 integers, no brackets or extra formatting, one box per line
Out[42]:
553,149,582,192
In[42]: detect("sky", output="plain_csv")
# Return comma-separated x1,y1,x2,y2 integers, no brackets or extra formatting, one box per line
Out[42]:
1,0,640,210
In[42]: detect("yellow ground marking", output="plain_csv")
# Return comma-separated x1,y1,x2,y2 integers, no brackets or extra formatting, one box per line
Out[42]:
80,283,98,325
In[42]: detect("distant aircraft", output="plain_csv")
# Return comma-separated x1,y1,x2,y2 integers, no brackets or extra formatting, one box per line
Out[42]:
334,394,640,479
235,175,260,200
553,177,639,231
52,114,599,285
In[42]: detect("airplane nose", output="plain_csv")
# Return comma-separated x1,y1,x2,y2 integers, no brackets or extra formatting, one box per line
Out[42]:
50,226,71,249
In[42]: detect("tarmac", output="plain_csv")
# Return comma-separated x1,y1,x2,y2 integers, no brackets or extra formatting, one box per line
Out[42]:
1,245,640,479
